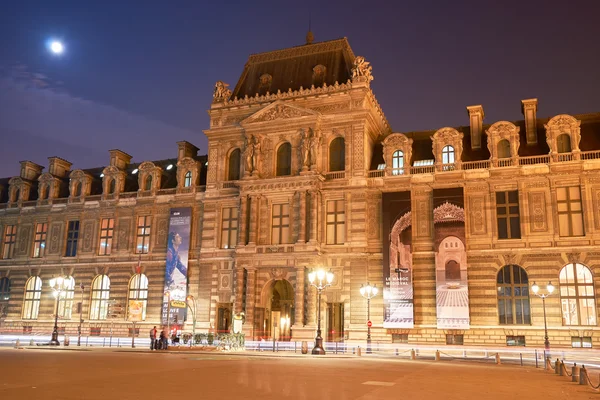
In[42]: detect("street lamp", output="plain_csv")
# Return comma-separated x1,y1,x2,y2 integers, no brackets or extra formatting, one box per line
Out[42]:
308,268,334,355
49,276,69,345
531,281,555,351
186,295,197,345
77,283,84,346
360,282,378,354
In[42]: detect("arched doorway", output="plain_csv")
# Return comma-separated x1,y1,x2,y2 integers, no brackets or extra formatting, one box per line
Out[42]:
257,279,294,341
445,260,460,281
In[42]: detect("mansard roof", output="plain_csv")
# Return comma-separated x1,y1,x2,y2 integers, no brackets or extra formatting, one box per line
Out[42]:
232,38,355,99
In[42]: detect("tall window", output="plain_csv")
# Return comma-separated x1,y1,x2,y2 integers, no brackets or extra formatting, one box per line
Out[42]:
392,150,404,175
559,263,596,326
276,143,292,176
22,276,42,320
0,277,10,301
128,274,148,321
329,137,345,172
99,218,115,255
557,187,584,237
442,145,455,165
557,134,572,153
40,185,49,200
58,276,75,319
326,200,346,244
33,222,48,258
2,225,16,259
108,179,116,194
65,221,80,257
497,265,531,325
228,149,241,181
145,175,153,191
136,216,151,254
90,275,110,320
497,139,511,158
184,171,192,187
271,204,290,244
73,181,82,197
221,207,238,249
496,191,521,239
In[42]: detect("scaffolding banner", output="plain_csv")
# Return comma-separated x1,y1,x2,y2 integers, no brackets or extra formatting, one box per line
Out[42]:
161,207,191,326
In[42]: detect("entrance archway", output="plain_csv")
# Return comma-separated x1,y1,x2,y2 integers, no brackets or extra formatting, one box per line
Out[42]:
257,279,294,341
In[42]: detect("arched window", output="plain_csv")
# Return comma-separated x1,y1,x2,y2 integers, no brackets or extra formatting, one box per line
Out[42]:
276,142,292,176
73,182,82,197
108,179,116,194
90,275,110,320
0,277,10,301
497,139,511,159
329,137,345,172
145,175,153,191
228,148,241,181
12,188,20,202
392,150,404,175
22,276,42,320
40,185,49,200
497,265,531,325
128,274,148,321
557,134,572,153
184,171,192,187
442,145,455,165
58,276,75,320
559,263,596,326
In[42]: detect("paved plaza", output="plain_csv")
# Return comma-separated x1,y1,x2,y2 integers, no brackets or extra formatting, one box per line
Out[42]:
0,348,594,399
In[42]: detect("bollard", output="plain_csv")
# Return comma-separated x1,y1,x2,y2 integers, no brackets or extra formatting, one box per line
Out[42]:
411,349,416,360
554,359,560,374
64,335,70,347
357,346,362,357
352,347,355,355
495,353,501,365
559,361,564,376
572,364,579,383
580,366,587,385
435,350,441,361
14,339,20,348
395,348,399,356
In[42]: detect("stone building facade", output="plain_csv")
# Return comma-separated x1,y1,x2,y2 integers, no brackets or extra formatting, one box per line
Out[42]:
1,37,600,347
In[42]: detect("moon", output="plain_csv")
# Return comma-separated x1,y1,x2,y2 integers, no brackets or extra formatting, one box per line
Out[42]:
49,41,64,54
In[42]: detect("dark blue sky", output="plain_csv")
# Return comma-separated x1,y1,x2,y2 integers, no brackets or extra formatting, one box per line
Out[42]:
1,0,599,177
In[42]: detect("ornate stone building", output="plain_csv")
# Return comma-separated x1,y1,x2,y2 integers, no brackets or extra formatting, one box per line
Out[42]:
1,36,600,348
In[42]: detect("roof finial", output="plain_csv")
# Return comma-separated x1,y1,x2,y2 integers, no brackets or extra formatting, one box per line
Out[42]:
306,11,314,44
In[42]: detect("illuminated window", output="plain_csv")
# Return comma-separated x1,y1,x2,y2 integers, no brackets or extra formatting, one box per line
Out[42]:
271,204,290,244
329,137,345,172
99,218,114,255
58,276,75,320
392,150,404,175
326,200,345,245
184,171,192,187
33,222,48,258
559,263,596,326
442,145,455,165
65,221,80,257
497,265,530,325
90,275,110,320
2,225,17,259
221,207,238,249
557,187,584,237
136,216,151,254
128,274,148,321
22,276,42,320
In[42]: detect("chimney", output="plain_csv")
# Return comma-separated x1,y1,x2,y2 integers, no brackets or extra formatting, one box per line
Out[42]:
48,157,72,178
466,105,484,150
177,141,199,160
19,161,44,181
109,149,132,170
521,99,538,145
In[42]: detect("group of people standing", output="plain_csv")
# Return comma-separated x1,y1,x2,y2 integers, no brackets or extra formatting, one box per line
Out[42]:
149,326,169,350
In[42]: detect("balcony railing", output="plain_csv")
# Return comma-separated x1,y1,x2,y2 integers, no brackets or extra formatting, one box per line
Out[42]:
324,171,346,180
156,188,177,196
410,165,435,174
557,153,574,162
222,181,237,189
462,160,490,170
367,170,384,178
119,192,138,199
581,150,600,160
497,158,514,167
518,155,550,165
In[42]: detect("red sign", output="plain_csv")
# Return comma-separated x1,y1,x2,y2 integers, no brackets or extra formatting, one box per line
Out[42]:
367,320,372,327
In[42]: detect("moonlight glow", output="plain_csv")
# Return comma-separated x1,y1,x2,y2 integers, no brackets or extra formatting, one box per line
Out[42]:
50,41,64,54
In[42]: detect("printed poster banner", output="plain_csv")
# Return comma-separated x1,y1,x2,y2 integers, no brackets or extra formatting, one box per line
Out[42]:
128,300,144,322
161,207,191,326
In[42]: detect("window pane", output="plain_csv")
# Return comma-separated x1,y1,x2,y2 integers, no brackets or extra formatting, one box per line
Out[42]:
497,219,508,239
496,192,506,204
509,217,521,238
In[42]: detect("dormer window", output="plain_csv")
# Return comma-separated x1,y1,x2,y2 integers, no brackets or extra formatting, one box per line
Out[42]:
312,64,326,87
108,179,116,194
73,182,82,197
40,185,48,200
258,73,272,95
145,175,153,191
557,134,572,153
392,150,404,175
184,171,192,187
442,145,455,165
227,148,241,181
497,139,511,159
12,188,20,203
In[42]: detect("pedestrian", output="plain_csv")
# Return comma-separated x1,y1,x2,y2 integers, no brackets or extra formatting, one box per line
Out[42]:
150,326,157,350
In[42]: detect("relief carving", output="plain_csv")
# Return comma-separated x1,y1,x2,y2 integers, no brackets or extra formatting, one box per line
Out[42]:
17,225,31,255
82,221,94,252
351,56,373,83
469,197,486,235
155,217,168,247
49,223,62,254
529,192,548,232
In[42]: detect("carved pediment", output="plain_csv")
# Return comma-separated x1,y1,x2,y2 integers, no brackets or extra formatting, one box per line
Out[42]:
69,169,90,180
545,114,580,130
241,101,320,125
102,165,122,176
38,172,55,183
433,202,465,224
8,176,24,186
138,161,157,171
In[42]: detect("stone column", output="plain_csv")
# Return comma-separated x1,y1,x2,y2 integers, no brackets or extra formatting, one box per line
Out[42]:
234,265,245,314
244,268,257,338
296,191,307,243
248,196,258,245
294,267,305,325
238,195,248,246
308,190,318,243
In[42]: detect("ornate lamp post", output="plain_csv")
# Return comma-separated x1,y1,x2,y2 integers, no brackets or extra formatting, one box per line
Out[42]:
360,282,378,354
308,268,334,355
531,281,555,351
186,295,197,344
49,276,69,345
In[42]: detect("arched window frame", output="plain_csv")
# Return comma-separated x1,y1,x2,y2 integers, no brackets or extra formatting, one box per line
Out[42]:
497,139,511,159
544,114,582,161
184,171,192,187
559,263,596,326
144,175,153,191
432,127,463,171
73,181,82,197
90,275,110,320
58,276,75,319
391,150,405,175
485,121,521,167
382,133,413,176
276,142,292,176
557,134,572,154
127,274,148,321
108,179,116,194
328,137,345,172
22,276,42,320
496,265,531,325
227,148,241,181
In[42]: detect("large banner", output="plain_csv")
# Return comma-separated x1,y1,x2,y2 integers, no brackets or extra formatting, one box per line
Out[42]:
161,208,191,326
382,192,414,328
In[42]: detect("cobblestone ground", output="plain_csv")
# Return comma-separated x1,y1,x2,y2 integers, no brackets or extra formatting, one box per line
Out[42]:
0,348,594,400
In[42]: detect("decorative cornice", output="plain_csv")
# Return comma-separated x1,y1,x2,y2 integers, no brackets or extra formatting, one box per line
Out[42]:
433,201,465,224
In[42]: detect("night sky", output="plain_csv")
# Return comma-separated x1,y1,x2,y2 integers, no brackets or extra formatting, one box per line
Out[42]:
1,0,599,178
